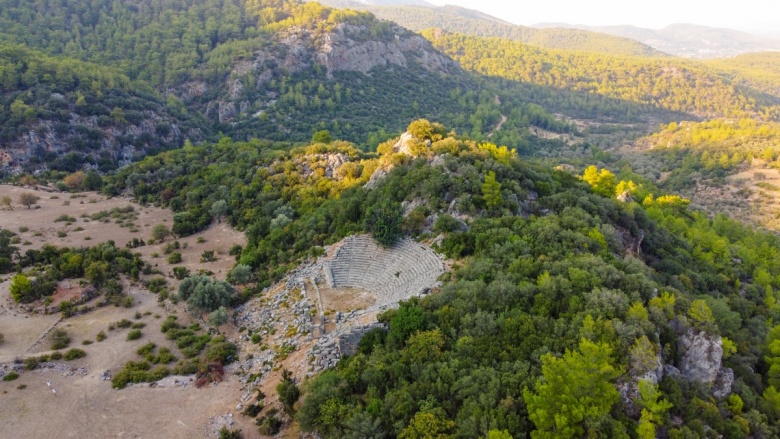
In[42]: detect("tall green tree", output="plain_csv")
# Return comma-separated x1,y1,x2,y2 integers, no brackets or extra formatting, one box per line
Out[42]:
482,171,503,211
365,198,403,247
766,324,780,388
635,380,672,439
524,339,622,439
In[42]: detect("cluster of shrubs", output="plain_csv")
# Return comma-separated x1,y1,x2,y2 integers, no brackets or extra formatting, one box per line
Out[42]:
111,316,237,389
21,348,86,371
108,318,145,331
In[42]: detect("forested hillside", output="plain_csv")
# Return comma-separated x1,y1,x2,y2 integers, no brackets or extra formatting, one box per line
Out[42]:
424,31,780,121
0,0,261,86
106,120,780,438
4,1,780,437
318,2,665,57
0,43,207,174
0,0,586,159
706,53,780,98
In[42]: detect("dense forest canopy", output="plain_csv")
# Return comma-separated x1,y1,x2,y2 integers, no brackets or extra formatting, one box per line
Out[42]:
424,31,780,122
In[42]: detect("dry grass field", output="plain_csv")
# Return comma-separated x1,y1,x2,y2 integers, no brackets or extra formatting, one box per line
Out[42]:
0,185,254,438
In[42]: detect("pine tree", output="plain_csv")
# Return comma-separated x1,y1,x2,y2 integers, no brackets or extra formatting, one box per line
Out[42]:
524,339,622,439
482,171,503,212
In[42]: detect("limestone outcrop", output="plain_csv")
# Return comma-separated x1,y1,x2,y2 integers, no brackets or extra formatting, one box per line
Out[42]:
679,329,722,383
209,23,458,123
678,328,733,397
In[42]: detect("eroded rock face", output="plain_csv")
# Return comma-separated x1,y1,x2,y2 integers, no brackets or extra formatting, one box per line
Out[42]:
1,110,190,174
297,153,350,179
316,24,457,76
205,23,458,123
713,368,734,398
393,132,416,155
679,329,723,383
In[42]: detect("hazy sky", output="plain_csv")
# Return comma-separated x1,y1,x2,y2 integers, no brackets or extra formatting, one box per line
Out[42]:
425,0,780,31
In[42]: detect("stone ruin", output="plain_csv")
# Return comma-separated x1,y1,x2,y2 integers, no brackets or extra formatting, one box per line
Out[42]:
337,323,386,357
233,234,447,379
308,323,387,371
322,234,446,310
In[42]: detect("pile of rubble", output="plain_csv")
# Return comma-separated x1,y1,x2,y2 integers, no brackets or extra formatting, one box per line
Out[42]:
152,374,195,388
205,413,236,438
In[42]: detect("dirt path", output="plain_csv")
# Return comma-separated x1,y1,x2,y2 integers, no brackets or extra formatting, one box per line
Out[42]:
488,114,508,138
488,95,507,138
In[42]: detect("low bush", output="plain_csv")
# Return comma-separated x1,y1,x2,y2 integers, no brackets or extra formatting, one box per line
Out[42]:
256,409,282,435
242,403,264,417
218,427,243,439
63,348,86,360
50,329,70,350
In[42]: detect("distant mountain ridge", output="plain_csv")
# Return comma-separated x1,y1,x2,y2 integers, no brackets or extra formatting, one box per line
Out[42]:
345,0,434,5
315,1,665,57
533,22,780,58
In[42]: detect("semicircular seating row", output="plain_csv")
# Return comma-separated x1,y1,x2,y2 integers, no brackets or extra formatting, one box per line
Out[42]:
324,235,445,306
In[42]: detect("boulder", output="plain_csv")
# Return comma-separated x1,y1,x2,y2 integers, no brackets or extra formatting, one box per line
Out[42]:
616,191,633,203
679,329,722,383
663,364,681,378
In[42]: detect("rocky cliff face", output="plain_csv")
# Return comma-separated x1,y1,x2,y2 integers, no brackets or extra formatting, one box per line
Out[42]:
197,23,458,124
0,106,197,174
315,24,457,76
678,329,733,397
679,329,722,382
0,90,203,174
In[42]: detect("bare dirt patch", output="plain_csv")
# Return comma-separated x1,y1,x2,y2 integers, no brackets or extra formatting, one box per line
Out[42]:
0,369,251,439
0,185,252,438
50,280,87,309
135,222,246,287
678,167,780,231
0,283,254,439
319,286,377,312
0,184,171,250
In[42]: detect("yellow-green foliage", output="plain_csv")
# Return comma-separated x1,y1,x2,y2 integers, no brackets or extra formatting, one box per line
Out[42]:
647,119,780,151
643,194,690,210
478,142,516,164
407,119,447,142
582,165,617,197
424,32,780,120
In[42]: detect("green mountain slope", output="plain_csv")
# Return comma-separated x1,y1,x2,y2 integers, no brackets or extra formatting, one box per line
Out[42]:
0,43,208,173
706,52,780,98
317,1,665,56
0,0,584,157
0,0,261,87
424,31,780,121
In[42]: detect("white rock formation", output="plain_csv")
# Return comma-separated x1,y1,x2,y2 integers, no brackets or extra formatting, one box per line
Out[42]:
680,329,723,383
